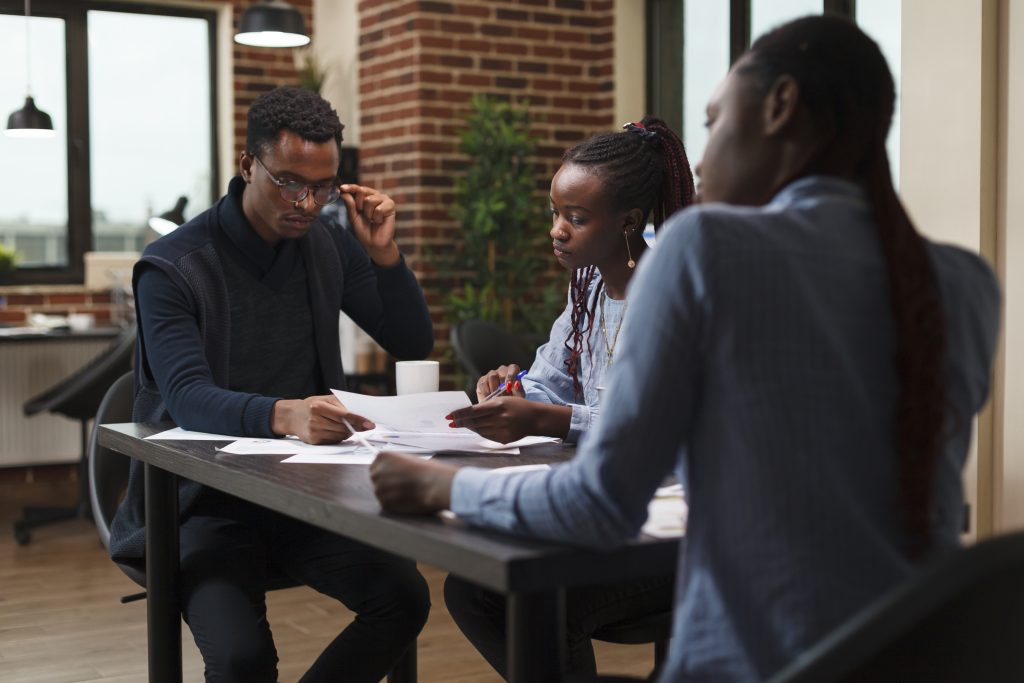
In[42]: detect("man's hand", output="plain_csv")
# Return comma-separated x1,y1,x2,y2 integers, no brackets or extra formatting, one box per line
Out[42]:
271,395,374,445
475,364,526,403
370,451,458,514
340,184,400,267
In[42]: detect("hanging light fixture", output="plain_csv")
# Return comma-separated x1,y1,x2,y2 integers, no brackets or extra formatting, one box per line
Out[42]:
148,196,188,236
234,0,310,48
5,0,55,139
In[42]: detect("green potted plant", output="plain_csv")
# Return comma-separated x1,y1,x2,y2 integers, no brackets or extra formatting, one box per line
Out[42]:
0,243,19,273
442,94,563,339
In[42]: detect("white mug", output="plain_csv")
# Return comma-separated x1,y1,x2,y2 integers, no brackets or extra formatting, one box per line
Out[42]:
395,360,440,395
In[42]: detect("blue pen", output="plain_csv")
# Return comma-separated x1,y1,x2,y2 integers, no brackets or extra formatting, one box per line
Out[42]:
482,369,527,402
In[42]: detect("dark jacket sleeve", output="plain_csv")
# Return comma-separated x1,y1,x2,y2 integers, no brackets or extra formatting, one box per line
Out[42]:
136,265,278,436
335,227,434,359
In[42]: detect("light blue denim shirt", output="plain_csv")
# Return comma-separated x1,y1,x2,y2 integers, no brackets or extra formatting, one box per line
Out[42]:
451,176,1001,681
522,274,626,443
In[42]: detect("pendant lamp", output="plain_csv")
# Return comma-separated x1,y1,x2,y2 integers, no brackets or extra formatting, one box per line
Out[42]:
234,0,310,48
148,196,188,236
5,0,55,138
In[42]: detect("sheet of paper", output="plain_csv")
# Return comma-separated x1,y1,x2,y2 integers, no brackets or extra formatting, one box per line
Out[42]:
642,485,687,539
331,389,472,432
479,436,560,450
367,431,520,454
282,445,432,465
216,438,358,455
146,427,238,441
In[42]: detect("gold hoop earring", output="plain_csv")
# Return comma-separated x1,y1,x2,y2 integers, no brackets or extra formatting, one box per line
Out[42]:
625,230,636,269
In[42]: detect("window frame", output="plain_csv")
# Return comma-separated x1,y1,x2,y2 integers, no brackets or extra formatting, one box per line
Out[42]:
645,0,856,138
0,0,218,286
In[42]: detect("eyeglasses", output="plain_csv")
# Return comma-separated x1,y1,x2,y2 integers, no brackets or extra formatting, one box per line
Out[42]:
252,155,341,206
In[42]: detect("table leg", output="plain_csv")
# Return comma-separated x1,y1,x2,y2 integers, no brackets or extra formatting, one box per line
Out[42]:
507,588,566,683
145,463,181,683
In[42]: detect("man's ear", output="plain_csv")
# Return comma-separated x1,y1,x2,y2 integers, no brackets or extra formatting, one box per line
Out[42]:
763,74,800,137
239,151,253,182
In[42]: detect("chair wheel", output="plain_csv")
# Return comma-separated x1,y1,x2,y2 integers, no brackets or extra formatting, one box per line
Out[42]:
14,523,30,546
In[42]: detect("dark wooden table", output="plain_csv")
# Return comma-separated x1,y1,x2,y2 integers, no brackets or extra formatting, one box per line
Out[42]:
98,423,679,683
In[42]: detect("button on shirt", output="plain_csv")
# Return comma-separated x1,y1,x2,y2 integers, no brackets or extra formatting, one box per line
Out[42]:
450,176,1001,681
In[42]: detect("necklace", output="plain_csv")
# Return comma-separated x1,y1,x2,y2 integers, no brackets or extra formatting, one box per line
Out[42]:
599,290,628,365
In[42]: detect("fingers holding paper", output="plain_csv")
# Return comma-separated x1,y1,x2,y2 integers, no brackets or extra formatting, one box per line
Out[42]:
370,451,457,514
272,394,375,445
447,397,537,444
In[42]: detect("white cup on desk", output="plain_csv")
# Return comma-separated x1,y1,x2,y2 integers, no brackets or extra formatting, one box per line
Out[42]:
395,360,440,395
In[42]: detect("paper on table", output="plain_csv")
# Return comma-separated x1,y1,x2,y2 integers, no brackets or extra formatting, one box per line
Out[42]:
282,446,433,465
216,438,359,456
146,427,238,441
331,389,472,433
367,431,520,454
479,436,560,450
641,485,687,539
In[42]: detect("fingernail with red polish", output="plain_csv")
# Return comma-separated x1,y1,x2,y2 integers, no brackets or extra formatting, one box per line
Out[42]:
513,381,521,391
444,414,452,420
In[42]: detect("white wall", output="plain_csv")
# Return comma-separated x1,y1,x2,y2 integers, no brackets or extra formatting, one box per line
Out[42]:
900,0,999,539
614,0,646,131
313,0,360,146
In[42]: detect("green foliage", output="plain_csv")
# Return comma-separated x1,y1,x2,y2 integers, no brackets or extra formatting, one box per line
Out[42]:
441,94,563,338
0,243,19,272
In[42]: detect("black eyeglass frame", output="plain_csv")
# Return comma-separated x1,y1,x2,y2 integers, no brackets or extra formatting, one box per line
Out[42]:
251,155,342,206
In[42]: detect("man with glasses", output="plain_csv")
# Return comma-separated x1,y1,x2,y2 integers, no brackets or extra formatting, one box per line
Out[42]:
109,86,433,683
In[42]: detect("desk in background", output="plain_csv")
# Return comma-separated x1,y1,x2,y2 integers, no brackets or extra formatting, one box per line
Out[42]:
0,327,121,468
99,423,679,683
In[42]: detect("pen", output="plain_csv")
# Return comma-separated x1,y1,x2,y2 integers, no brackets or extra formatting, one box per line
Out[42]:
342,417,380,455
482,369,528,402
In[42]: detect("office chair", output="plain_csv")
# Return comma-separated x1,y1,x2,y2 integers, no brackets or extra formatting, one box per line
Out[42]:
450,319,535,397
88,371,416,683
592,609,672,674
14,324,136,545
769,530,1024,683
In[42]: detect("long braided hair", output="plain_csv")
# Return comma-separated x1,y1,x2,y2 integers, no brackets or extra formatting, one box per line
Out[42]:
561,117,695,398
741,16,949,561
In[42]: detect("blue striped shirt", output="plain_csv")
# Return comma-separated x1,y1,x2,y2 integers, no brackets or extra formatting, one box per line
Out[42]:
451,176,1001,681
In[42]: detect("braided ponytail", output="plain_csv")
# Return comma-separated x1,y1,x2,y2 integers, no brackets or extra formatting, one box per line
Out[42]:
744,16,949,560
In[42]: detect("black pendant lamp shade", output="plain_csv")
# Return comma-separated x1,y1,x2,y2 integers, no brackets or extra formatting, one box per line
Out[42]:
234,0,310,48
6,95,55,138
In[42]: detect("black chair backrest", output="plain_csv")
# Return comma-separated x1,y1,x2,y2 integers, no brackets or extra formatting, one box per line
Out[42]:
769,530,1024,683
24,325,136,422
450,319,534,382
88,371,135,553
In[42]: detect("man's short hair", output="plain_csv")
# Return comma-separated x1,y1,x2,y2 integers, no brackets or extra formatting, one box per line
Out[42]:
246,86,344,158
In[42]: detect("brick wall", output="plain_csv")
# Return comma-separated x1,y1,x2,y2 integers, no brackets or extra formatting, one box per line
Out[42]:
0,289,118,327
357,0,617,371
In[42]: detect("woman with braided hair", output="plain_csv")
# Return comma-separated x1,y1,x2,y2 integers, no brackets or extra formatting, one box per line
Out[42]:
372,15,1001,681
446,116,695,446
440,119,695,679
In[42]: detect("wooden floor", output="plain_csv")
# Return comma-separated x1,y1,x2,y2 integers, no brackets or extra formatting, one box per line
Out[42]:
0,478,654,682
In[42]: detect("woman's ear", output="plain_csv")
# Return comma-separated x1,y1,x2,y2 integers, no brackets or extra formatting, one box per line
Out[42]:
622,208,645,234
763,74,801,137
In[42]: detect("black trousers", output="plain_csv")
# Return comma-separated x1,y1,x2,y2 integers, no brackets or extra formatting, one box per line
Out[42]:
179,490,430,683
444,573,674,680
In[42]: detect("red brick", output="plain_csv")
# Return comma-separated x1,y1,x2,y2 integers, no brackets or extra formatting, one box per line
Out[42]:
4,294,44,306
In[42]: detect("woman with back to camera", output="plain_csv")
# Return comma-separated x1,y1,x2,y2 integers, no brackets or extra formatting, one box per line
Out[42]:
370,15,1002,682
446,116,695,447
443,118,696,679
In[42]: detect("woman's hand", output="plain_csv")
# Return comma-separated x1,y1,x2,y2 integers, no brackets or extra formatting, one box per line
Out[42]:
340,184,401,267
447,397,542,444
370,451,458,514
271,395,374,445
475,364,526,403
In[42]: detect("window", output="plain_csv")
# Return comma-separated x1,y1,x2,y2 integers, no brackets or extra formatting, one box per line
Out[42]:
647,0,900,182
0,1,216,285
